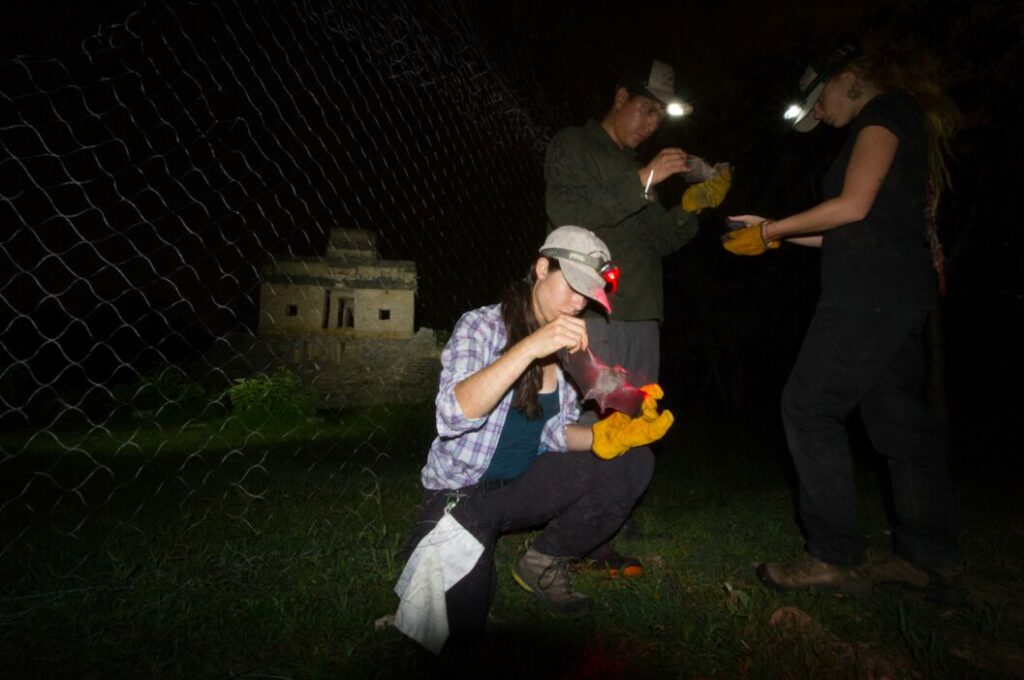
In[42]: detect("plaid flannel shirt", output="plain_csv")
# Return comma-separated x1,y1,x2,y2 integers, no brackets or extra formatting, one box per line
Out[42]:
420,304,582,491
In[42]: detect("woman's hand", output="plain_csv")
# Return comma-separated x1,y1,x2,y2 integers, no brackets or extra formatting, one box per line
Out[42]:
453,314,588,419
722,223,781,256
526,314,588,358
591,384,674,459
727,214,767,228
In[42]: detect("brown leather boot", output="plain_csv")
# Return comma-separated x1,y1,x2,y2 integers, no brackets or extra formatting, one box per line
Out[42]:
757,553,872,596
864,556,970,607
512,547,593,615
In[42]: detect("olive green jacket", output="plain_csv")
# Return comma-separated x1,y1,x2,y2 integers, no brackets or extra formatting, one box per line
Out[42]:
545,119,699,322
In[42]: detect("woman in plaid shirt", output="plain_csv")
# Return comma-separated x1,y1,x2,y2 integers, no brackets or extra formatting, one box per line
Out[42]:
399,226,671,659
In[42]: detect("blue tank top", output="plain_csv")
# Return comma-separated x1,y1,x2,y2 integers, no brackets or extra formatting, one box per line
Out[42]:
481,389,560,482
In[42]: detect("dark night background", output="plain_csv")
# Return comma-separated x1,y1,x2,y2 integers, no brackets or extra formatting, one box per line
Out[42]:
1,0,1021,462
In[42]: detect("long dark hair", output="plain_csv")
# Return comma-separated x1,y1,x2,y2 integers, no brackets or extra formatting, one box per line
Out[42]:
500,257,559,419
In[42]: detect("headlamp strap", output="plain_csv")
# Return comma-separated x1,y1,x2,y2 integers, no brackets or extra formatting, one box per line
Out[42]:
540,246,620,293
539,247,611,274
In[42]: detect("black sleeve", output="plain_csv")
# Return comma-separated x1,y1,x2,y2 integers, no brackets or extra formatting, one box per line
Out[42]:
854,91,918,142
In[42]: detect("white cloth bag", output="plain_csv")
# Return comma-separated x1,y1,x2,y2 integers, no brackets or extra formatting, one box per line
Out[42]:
393,512,484,654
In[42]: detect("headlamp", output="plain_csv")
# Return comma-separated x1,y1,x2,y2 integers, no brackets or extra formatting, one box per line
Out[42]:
783,104,803,121
539,247,621,294
600,262,621,293
666,101,692,118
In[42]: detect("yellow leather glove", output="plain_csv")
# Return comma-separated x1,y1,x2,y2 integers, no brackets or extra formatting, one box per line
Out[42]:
592,384,674,459
681,165,732,214
722,222,781,256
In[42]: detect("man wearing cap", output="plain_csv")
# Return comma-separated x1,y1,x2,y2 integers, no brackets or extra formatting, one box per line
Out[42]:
544,59,730,576
395,226,673,656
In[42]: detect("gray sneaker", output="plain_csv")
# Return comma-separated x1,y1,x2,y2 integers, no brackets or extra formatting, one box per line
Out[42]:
512,547,593,615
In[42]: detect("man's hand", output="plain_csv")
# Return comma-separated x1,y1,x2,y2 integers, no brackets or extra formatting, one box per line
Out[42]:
681,165,732,213
591,384,674,459
639,148,690,188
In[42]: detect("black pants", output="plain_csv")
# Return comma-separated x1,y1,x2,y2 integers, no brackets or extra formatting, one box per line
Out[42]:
583,317,660,388
405,447,654,647
781,307,958,569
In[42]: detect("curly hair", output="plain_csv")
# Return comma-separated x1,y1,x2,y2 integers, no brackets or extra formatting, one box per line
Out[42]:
845,42,961,202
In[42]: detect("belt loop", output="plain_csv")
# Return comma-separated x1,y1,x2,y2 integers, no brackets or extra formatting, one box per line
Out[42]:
478,477,513,493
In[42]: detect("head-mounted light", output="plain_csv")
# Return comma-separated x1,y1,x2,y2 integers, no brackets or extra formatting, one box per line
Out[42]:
539,247,621,294
598,261,621,293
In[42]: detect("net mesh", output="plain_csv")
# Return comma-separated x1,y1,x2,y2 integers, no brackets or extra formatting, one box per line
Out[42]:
0,0,565,563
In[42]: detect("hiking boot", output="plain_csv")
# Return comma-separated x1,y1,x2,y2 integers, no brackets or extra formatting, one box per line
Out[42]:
512,547,593,615
578,544,644,578
864,556,970,607
757,553,872,596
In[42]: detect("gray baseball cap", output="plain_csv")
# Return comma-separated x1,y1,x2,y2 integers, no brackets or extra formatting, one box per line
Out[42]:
539,226,613,312
618,59,691,117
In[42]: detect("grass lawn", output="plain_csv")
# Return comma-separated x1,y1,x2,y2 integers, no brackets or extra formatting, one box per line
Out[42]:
0,403,1021,678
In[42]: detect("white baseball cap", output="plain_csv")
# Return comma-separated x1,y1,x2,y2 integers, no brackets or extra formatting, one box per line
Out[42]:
539,226,615,312
786,44,860,132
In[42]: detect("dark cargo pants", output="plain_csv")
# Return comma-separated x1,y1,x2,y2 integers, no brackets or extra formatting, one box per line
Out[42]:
781,307,958,569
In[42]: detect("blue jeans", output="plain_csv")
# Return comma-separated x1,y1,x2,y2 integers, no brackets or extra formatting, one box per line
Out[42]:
781,308,958,569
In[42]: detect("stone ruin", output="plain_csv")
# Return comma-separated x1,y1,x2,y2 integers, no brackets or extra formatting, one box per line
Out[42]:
200,228,441,409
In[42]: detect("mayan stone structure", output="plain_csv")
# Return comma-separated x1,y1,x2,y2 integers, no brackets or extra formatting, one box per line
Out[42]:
202,229,441,408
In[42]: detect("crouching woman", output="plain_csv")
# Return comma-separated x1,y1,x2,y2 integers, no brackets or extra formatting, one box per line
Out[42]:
394,226,671,656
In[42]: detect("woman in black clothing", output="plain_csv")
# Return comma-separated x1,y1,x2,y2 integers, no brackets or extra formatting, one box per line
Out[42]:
723,42,965,604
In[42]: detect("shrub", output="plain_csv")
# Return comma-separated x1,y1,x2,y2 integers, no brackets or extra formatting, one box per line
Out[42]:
112,366,207,420
225,367,315,425
433,328,451,348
